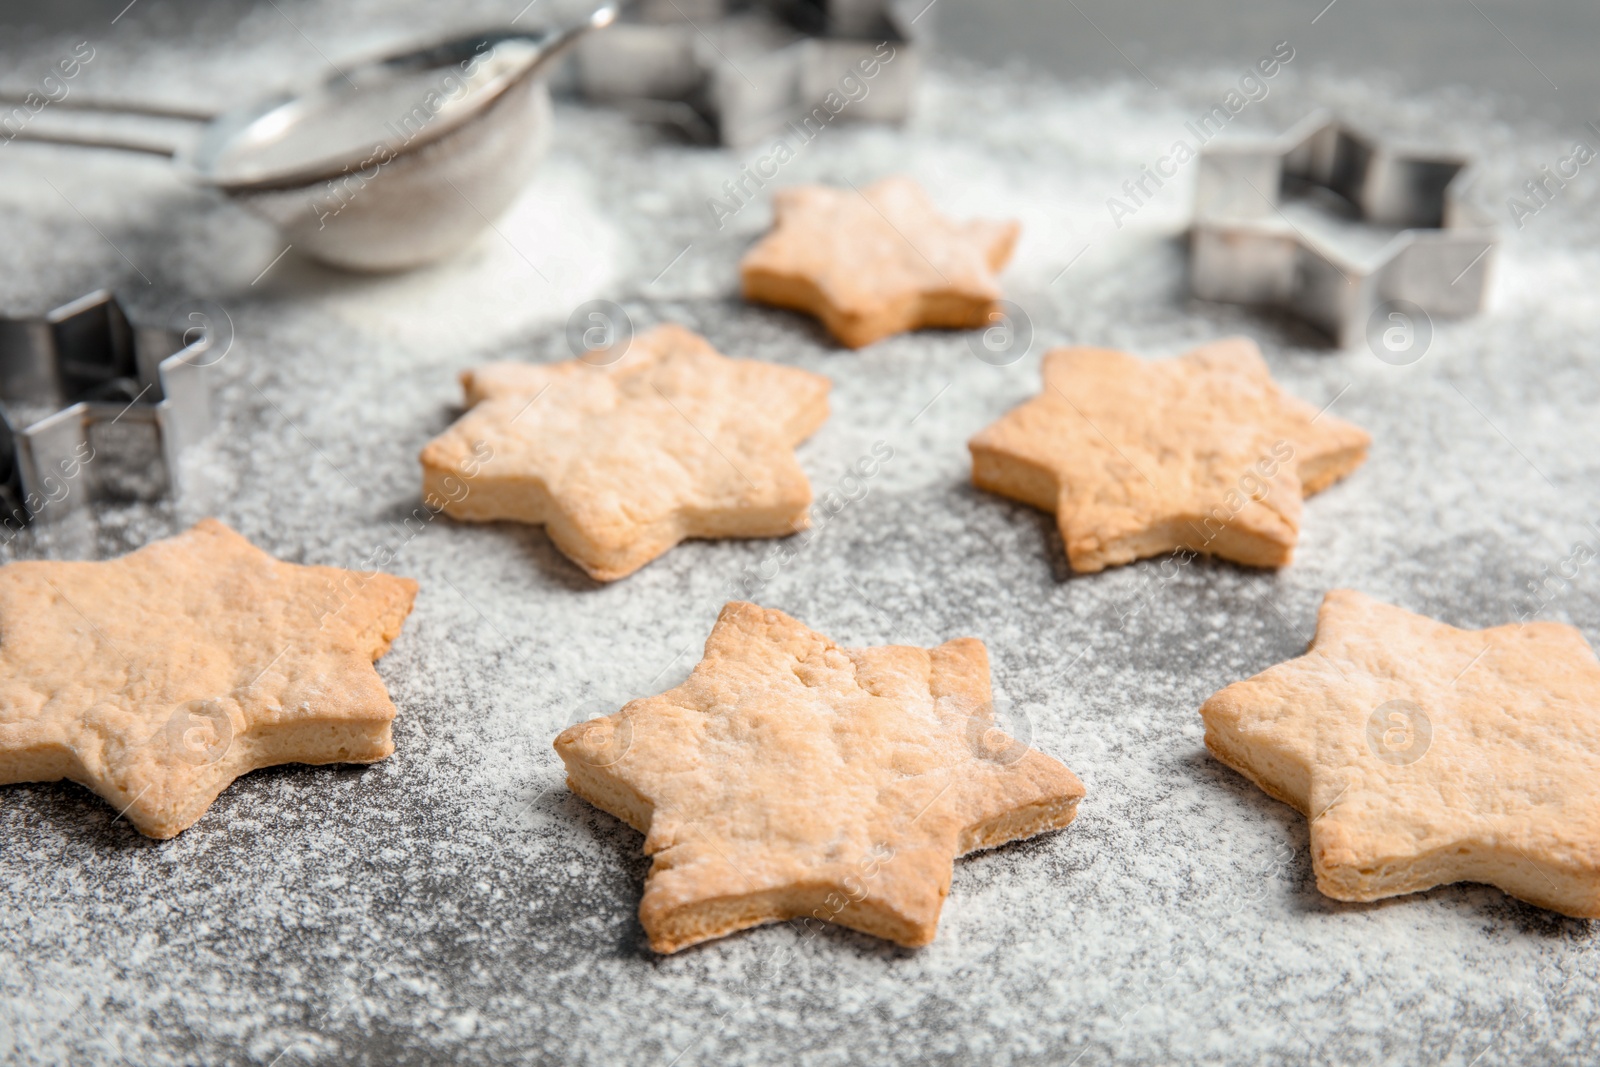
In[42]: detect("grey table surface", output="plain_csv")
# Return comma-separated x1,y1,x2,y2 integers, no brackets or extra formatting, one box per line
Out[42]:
1,2,1598,1065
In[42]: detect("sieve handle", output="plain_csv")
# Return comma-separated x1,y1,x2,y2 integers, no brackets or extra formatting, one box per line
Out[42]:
0,92,214,121
0,126,181,156
0,92,211,156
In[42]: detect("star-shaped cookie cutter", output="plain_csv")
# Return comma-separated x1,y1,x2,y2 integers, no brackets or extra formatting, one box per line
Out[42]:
0,290,213,525
1189,111,1498,347
573,0,919,146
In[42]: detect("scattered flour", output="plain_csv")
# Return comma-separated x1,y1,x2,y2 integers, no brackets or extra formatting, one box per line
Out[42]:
0,5,1596,1066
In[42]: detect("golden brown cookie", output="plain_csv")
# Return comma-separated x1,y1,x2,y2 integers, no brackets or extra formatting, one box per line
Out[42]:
1201,589,1600,917
554,601,1085,953
739,176,1020,349
0,518,417,839
420,324,831,582
968,337,1369,573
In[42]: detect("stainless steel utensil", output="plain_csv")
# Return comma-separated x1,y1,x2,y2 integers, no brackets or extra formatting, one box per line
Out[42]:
1189,111,1498,347
1,3,618,272
574,0,918,147
0,289,213,526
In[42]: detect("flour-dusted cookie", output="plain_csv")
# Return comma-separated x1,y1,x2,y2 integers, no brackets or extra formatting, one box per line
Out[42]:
0,519,417,839
1201,589,1600,917
555,601,1085,953
739,176,1020,349
968,337,1369,573
420,324,831,582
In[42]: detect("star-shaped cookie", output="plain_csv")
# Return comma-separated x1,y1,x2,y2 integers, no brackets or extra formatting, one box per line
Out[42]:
1201,589,1600,917
739,176,1020,349
420,324,831,581
0,519,417,839
968,337,1370,573
554,601,1086,953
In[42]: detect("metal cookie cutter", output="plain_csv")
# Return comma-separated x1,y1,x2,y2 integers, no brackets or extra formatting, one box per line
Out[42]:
1190,112,1498,347
573,0,920,146
0,290,213,525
